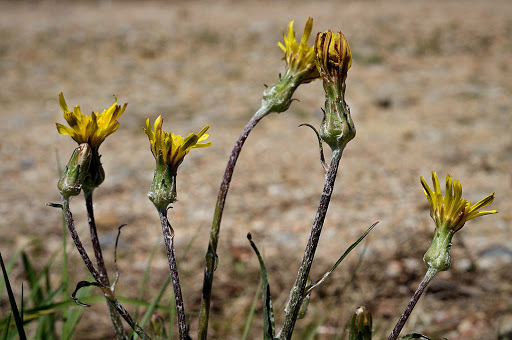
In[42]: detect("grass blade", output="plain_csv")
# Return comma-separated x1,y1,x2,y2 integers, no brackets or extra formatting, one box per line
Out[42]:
0,243,33,298
242,278,262,340
1,313,11,340
247,233,275,340
305,222,378,296
0,250,27,340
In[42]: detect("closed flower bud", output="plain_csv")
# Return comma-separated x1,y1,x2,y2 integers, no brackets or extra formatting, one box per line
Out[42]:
58,143,92,198
315,30,352,91
348,306,372,340
315,30,355,152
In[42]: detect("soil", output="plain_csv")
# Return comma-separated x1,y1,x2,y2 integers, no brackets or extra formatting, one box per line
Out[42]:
0,1,511,339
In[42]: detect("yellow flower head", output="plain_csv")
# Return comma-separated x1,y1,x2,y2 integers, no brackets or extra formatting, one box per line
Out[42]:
315,30,352,87
56,93,127,148
421,172,497,232
277,18,319,82
143,116,211,173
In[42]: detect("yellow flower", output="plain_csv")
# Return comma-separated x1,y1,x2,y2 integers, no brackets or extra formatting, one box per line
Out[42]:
315,30,352,87
421,171,497,232
143,115,211,173
56,93,127,148
277,18,319,82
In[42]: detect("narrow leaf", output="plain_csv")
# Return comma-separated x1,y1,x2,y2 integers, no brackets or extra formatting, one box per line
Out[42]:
0,250,27,340
247,233,275,340
0,243,33,298
1,313,11,340
242,278,262,340
71,281,103,307
305,222,378,296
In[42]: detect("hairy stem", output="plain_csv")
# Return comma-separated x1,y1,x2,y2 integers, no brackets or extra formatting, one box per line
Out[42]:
61,196,101,282
198,105,270,339
62,196,144,339
387,267,438,340
108,296,152,340
159,209,188,340
84,189,127,340
84,189,109,283
279,149,342,340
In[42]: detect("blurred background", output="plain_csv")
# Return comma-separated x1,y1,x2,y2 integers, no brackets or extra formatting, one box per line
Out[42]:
0,0,511,339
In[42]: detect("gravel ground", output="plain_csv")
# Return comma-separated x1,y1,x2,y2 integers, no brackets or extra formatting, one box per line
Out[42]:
0,1,511,339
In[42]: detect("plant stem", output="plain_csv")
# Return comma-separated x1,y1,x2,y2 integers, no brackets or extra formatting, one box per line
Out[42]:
62,196,145,340
159,208,188,340
61,196,101,282
84,189,127,340
279,149,343,340
198,105,270,339
109,297,152,340
84,189,109,283
387,267,438,340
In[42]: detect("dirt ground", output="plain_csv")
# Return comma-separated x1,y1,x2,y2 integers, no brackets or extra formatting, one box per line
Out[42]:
1,0,511,339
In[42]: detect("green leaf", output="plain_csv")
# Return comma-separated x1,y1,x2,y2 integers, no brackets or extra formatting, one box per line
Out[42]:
305,243,369,340
1,313,11,340
247,233,275,340
305,222,378,296
21,249,60,306
0,250,27,340
242,278,262,340
0,243,32,298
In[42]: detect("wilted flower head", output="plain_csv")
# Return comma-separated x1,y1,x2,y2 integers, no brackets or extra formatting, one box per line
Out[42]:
315,30,352,89
421,171,497,272
143,115,211,174
421,171,497,232
315,30,355,151
56,93,127,148
278,18,319,83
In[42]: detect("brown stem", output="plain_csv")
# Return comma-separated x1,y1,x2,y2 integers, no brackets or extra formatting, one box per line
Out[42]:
110,298,152,340
84,189,109,283
84,189,126,340
198,107,269,339
279,149,342,340
387,267,438,340
61,196,101,282
159,209,188,340
61,196,143,340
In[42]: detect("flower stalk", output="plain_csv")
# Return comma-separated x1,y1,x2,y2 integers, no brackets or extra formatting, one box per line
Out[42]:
388,172,496,339
198,18,319,339
143,116,211,340
279,149,343,340
158,208,188,340
55,144,147,339
56,93,128,339
59,195,148,339
387,267,437,340
84,188,126,339
279,29,354,339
